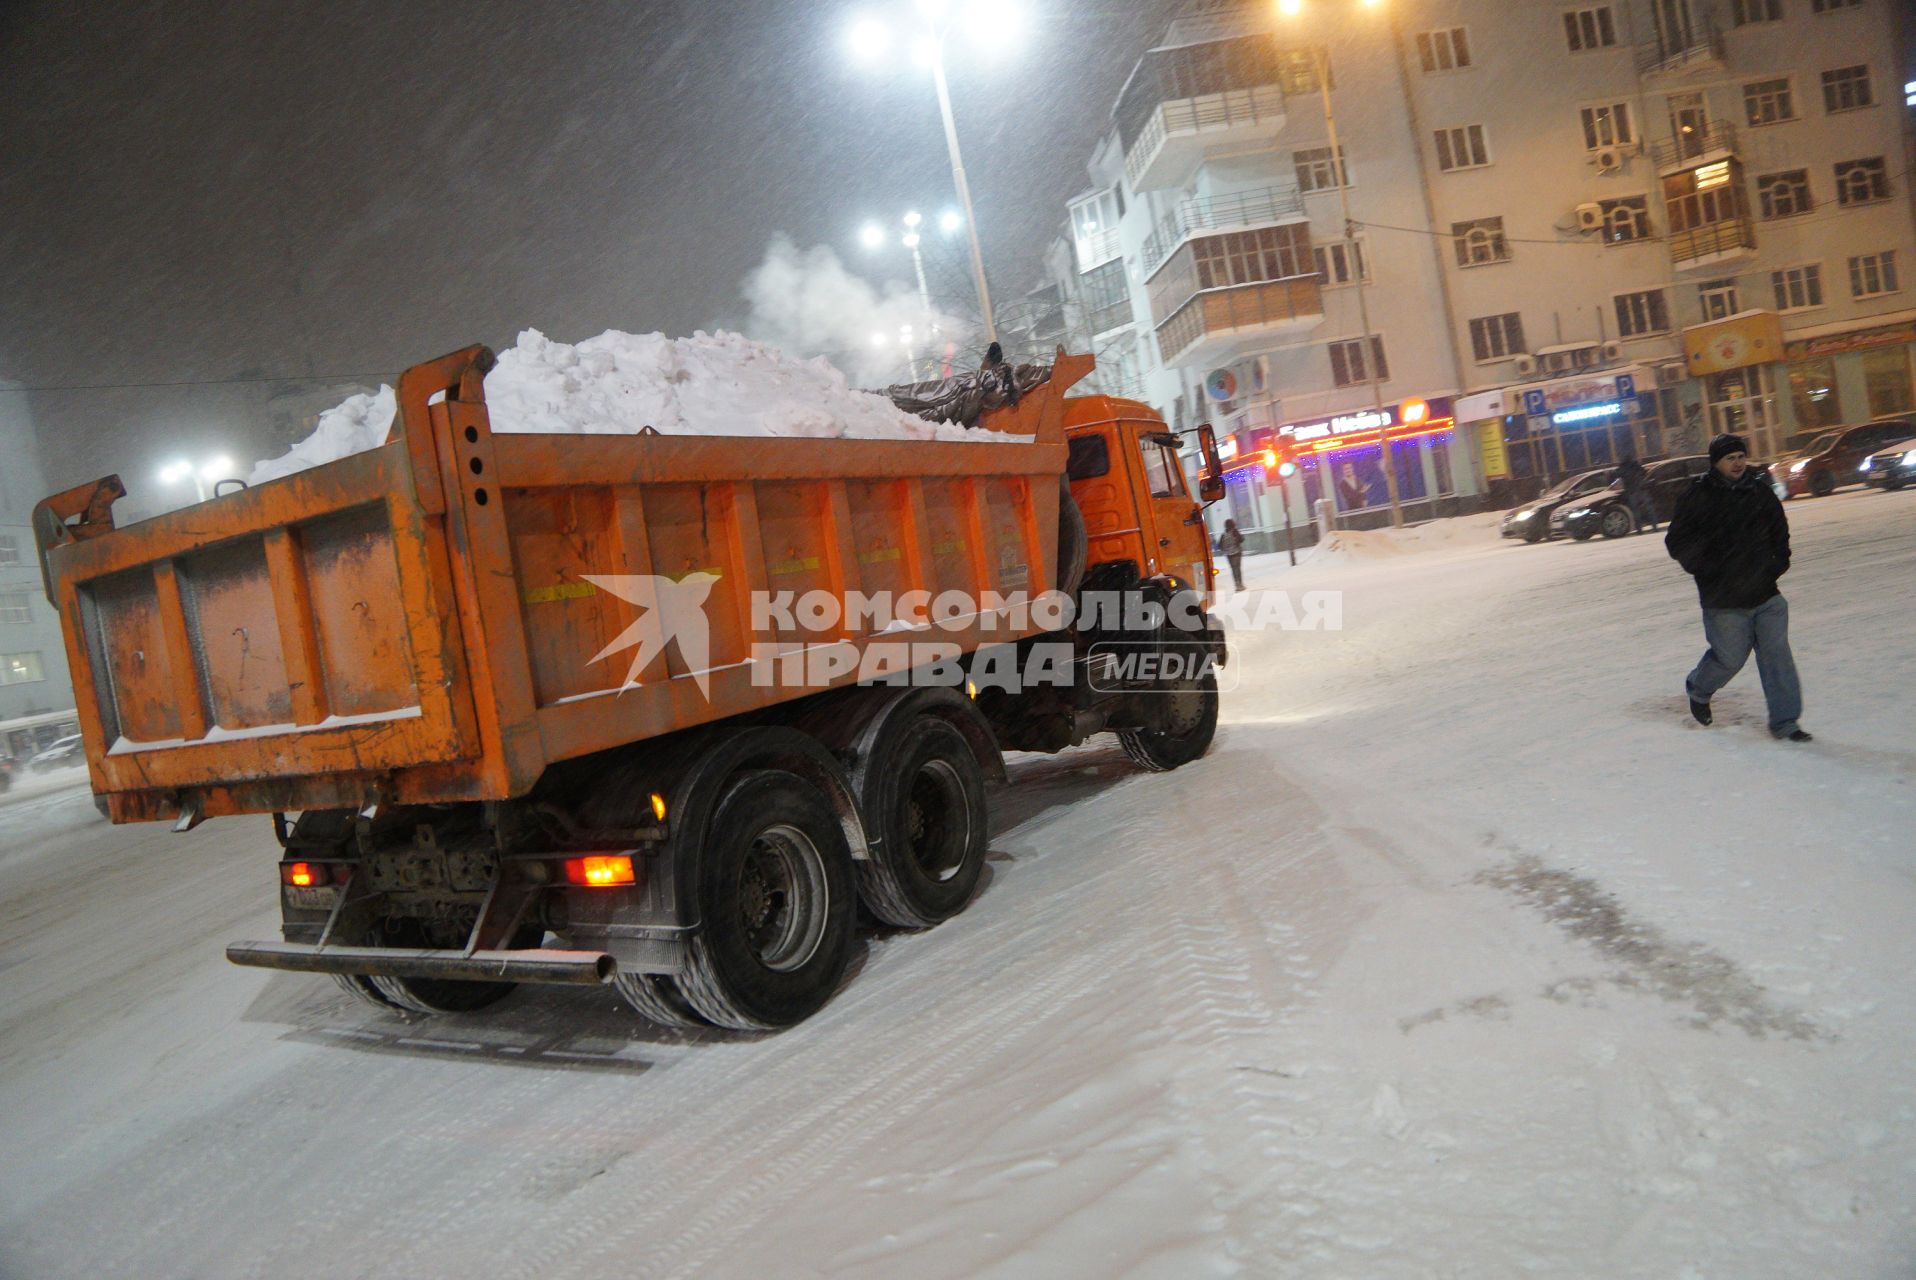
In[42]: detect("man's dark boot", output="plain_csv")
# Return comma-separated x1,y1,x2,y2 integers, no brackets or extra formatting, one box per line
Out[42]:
1689,698,1712,726
1782,729,1813,742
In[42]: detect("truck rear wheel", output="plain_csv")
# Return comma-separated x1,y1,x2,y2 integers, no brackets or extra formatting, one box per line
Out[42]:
613,971,706,1029
1119,670,1219,772
363,919,535,1015
677,770,856,1031
856,716,989,928
333,974,406,1012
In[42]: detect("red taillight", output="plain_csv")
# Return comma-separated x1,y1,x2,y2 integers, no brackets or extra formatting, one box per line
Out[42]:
563,855,636,888
280,861,329,888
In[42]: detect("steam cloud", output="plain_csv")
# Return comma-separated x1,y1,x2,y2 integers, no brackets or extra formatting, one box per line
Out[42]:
738,235,968,387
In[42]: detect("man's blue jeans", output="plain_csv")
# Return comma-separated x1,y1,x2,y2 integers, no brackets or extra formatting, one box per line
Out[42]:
1686,594,1802,736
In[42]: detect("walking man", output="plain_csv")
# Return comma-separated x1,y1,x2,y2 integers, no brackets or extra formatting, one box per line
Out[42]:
1616,453,1655,532
1664,433,1811,741
1216,519,1246,593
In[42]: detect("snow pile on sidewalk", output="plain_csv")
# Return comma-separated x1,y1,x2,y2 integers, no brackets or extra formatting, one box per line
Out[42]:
1293,511,1503,567
249,329,986,485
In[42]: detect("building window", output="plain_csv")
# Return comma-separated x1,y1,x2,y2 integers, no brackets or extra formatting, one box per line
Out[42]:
1849,251,1900,298
1193,225,1314,289
1600,196,1651,243
1731,0,1782,23
1451,217,1510,267
1834,157,1890,205
1863,347,1915,417
1579,102,1634,149
1614,289,1670,337
1313,238,1370,286
1433,125,1490,172
1079,258,1131,335
1772,263,1825,311
1416,27,1471,72
0,592,30,625
1811,0,1862,10
1294,145,1349,193
1742,78,1795,126
1756,170,1813,219
1563,6,1618,51
1469,313,1527,362
1821,65,1874,113
1,652,46,686
0,534,20,568
1328,336,1389,387
1789,358,1844,428
1698,279,1740,320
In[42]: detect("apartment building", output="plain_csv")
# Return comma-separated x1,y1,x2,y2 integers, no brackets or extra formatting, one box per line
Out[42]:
0,383,76,723
1042,0,1916,545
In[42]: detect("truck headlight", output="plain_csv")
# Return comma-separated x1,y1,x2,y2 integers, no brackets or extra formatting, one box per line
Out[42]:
1789,460,1809,473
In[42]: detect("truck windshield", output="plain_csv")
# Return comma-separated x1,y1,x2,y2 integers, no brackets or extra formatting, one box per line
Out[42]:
1140,441,1184,498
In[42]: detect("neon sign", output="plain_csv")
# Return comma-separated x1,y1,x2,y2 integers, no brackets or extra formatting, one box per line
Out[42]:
1550,401,1624,425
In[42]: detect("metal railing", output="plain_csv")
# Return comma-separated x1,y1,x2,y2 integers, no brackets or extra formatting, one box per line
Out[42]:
1668,216,1756,266
1140,183,1308,277
1074,226,1123,272
1651,120,1739,171
1636,12,1723,76
1123,84,1287,190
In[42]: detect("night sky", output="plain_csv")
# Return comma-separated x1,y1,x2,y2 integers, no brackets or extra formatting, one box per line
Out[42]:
0,0,1179,496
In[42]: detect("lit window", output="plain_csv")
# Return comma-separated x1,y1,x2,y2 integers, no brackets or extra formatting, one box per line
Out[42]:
1742,79,1795,126
0,653,46,686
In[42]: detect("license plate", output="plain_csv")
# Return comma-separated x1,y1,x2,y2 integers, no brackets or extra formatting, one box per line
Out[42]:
285,885,339,911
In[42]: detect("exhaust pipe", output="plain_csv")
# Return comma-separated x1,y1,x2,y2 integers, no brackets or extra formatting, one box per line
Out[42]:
226,941,615,986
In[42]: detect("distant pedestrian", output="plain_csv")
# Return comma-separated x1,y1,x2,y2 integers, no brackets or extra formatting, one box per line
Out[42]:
1216,519,1245,592
1616,453,1655,532
1664,433,1810,741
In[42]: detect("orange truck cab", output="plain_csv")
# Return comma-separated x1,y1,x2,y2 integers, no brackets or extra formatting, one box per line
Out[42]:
1063,395,1219,600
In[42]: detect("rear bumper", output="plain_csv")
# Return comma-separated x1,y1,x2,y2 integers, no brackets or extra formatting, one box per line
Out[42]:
226,940,615,986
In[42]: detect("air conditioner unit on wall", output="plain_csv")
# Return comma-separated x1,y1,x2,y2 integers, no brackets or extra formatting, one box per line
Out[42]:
1575,203,1605,232
1512,353,1538,377
1601,340,1625,362
1593,146,1624,172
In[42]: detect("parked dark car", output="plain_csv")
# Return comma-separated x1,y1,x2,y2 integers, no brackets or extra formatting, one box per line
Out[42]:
1552,455,1716,540
1500,467,1617,543
28,734,86,773
1779,419,1916,498
1861,438,1916,490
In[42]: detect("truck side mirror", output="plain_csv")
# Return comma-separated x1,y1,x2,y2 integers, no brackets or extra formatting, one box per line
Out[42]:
1196,424,1226,503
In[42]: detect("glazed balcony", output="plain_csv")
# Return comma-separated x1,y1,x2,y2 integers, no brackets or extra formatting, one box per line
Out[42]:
1115,33,1295,192
1140,183,1307,278
1663,160,1757,271
1147,222,1322,369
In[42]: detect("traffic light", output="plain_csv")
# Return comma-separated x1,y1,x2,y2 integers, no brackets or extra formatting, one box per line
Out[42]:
1262,439,1299,479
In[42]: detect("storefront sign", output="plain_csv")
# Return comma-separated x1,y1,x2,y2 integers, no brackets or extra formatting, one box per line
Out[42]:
1479,422,1510,478
1550,401,1625,425
1684,311,1786,375
1783,322,1916,361
1287,407,1397,443
1519,372,1643,418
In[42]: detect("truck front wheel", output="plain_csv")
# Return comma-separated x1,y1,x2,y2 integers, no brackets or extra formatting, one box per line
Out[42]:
856,716,988,928
678,770,856,1031
1119,670,1219,772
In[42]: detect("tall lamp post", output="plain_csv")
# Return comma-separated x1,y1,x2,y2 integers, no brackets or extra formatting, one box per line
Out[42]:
861,209,964,378
848,2,1019,346
1279,0,1404,528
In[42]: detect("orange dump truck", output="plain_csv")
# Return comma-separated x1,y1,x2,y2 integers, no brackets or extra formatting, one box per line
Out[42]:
34,345,1227,1029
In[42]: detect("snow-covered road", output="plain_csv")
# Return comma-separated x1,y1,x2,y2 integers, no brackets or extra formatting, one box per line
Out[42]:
3,490,1912,1278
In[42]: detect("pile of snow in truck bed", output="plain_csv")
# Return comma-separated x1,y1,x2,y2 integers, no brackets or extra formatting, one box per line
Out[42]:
249,329,987,485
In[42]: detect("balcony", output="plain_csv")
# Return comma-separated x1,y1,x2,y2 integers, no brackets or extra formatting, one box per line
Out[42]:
1115,33,1293,192
1147,222,1322,368
1663,160,1757,271
1636,11,1723,79
1140,183,1307,277
1652,120,1739,175
1073,225,1123,273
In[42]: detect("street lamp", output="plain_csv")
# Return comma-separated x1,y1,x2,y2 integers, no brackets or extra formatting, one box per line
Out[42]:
1278,0,1404,528
158,454,234,504
860,208,964,379
847,2,1018,344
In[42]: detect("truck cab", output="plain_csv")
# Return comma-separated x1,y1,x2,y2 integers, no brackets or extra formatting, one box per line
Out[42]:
1063,395,1218,597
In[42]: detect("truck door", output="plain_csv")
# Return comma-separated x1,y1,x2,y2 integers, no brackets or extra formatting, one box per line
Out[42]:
1133,428,1213,594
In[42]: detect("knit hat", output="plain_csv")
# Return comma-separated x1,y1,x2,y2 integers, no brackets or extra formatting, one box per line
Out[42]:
1709,433,1750,464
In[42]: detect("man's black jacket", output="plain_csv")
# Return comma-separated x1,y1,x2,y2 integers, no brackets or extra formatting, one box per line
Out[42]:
1664,467,1791,609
